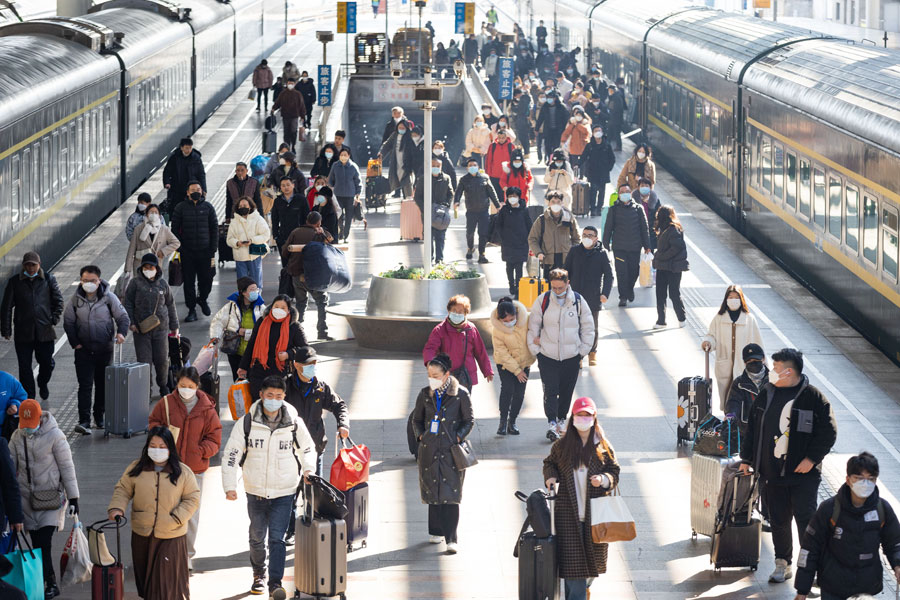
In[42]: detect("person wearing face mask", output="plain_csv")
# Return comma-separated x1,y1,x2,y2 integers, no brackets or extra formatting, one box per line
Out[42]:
149,367,222,570
561,108,592,170
580,125,615,217
724,344,768,441
126,203,180,277
408,125,427,179
651,206,688,330
377,118,415,198
738,348,837,585
555,71,574,98
634,176,661,250
606,84,625,151
272,177,311,257
281,212,334,340
563,227,612,367
381,106,411,144
453,158,500,263
601,183,651,306
585,85,609,129
511,88,533,157
423,295,494,392
304,175,328,210
125,254,179,397
210,277,266,380
617,143,656,191
544,150,575,207
8,399,79,599
794,452,900,600
311,185,341,241
252,59,274,113
162,138,207,220
415,158,456,264
310,143,337,179
108,427,200,600
126,192,154,241
327,148,362,243
331,130,353,165
432,140,457,188
495,186,533,295
490,297,535,435
536,92,571,165
172,181,218,322
64,265,130,435
270,77,307,153
281,60,301,84
265,143,291,178
528,191,581,280
272,151,305,191
222,376,316,597
238,296,307,401
1,251,63,401
297,70,316,129
226,161,261,221
543,397,620,600
463,116,491,168
490,117,516,144
701,284,764,410
410,353,475,555
499,150,534,205
227,197,271,287
485,129,516,204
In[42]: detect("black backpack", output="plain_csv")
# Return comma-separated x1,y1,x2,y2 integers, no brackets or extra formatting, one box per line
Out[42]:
512,488,554,557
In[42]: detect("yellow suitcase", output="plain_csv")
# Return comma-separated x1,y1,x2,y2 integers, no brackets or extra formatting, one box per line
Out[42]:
518,277,546,309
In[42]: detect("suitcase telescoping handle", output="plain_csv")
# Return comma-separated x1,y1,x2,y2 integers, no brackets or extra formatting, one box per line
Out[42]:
115,342,124,366
548,482,556,537
704,347,710,380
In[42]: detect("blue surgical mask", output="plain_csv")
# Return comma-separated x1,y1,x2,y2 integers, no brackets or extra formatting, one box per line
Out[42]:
315,195,326,205
448,312,465,325
397,128,407,135
619,192,632,202
512,161,522,168
302,364,316,379
262,398,283,412
468,166,478,175
547,98,555,105
22,426,39,436
23,270,37,278
639,186,650,195
554,161,563,168
431,167,441,176
553,289,567,299
248,290,260,302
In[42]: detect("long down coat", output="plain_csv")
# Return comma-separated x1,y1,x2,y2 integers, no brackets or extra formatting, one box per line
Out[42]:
542,433,621,579
411,377,475,505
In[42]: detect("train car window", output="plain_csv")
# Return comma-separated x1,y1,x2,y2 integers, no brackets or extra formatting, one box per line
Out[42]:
84,113,92,169
785,153,797,209
695,98,704,143
93,110,100,164
799,159,811,218
59,126,68,188
104,105,111,158
76,117,84,176
828,176,842,239
30,144,39,216
22,149,31,221
654,77,661,116
710,106,719,158
687,93,696,139
883,207,899,280
863,195,878,264
773,145,783,202
846,185,859,252
51,131,59,196
761,137,772,193
813,168,826,229
671,83,679,127
663,80,671,122
11,155,20,224
754,131,761,187
41,138,50,204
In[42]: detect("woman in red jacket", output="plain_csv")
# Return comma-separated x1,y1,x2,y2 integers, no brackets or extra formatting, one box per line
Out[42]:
499,149,534,204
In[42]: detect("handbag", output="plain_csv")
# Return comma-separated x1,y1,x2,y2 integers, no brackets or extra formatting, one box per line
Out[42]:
1,531,43,600
220,304,242,355
168,252,183,286
137,291,161,334
450,438,478,470
249,243,268,256
163,397,180,444
305,474,348,520
298,126,307,142
692,415,741,457
23,438,64,511
329,437,371,491
248,88,257,100
431,202,451,231
590,486,637,543
87,518,124,567
451,331,472,391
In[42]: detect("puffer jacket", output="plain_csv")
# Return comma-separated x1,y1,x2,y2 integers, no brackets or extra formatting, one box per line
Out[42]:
602,199,650,252
1,269,63,342
581,138,615,185
327,160,362,197
297,77,316,107
484,140,515,179
491,301,535,375
453,172,499,213
499,168,533,203
63,280,130,353
162,148,207,204
172,196,217,255
9,412,79,530
563,244,614,312
527,208,581,266
226,211,271,262
221,400,317,499
616,156,657,190
252,64,274,89
464,124,491,156
652,225,689,272
527,288,594,361
209,293,266,341
109,461,200,539
561,117,591,156
410,377,474,504
124,270,178,333
422,319,493,386
496,202,533,263
285,374,349,455
125,222,180,274
544,165,575,207
149,391,222,474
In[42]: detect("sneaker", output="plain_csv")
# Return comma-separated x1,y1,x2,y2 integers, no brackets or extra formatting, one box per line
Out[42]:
269,586,287,600
768,558,792,583
74,423,91,435
250,577,266,595
44,582,60,599
39,385,49,400
761,519,772,533
556,420,566,436
184,309,198,323
284,531,294,546
678,320,686,328
198,300,211,316
652,322,666,330
445,542,458,554
546,422,559,441
93,419,104,430
588,352,597,366
478,255,489,264
429,535,443,544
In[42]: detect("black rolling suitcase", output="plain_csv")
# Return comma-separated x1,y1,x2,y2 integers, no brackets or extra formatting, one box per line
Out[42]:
677,348,712,445
217,223,233,266
345,482,369,551
514,486,559,600
710,470,760,571
200,371,220,414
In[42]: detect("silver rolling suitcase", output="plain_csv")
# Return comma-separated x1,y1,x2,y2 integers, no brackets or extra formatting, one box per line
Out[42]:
104,345,150,438
295,480,348,599
690,453,737,538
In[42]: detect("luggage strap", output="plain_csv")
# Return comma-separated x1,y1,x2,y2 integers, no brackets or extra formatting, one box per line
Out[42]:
830,495,884,529
238,412,301,468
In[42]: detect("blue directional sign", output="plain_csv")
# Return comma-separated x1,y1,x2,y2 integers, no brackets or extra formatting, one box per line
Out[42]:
318,65,332,107
337,1,357,34
498,57,514,100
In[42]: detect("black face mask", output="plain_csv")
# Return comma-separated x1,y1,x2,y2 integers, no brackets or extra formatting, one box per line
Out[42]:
745,361,764,374
190,192,202,202
237,207,250,216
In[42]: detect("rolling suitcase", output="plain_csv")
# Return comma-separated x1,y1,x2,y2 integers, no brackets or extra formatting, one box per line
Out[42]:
104,346,150,438
677,348,712,445
345,482,369,551
90,518,125,600
200,371,221,414
295,481,348,599
711,473,760,571
518,277,545,310
690,453,736,538
217,222,233,265
527,203,544,223
400,200,424,241
366,158,382,177
263,129,278,154
515,484,559,600
571,181,590,216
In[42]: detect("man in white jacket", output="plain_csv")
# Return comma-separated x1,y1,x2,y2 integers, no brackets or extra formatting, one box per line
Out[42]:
222,376,316,599
527,268,595,441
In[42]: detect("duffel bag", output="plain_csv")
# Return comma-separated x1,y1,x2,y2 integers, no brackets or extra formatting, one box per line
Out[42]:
302,242,352,293
306,474,348,520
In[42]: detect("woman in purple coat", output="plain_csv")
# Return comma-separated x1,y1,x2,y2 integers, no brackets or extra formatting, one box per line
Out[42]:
422,295,494,391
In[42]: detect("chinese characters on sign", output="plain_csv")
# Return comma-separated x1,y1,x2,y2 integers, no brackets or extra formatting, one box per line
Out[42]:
454,2,474,35
498,57,514,100
318,65,332,106
337,1,357,34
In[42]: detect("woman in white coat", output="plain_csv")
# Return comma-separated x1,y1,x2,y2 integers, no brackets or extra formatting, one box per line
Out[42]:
125,203,180,276
227,196,271,287
701,284,764,410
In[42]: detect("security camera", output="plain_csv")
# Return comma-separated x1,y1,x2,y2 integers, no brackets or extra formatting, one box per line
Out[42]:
390,59,403,78
453,59,465,78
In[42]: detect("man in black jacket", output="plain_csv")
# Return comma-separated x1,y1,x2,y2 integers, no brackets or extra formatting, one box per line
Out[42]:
535,91,569,165
297,71,316,129
271,178,310,255
794,452,900,600
536,20,547,49
172,181,218,322
602,184,650,306
511,88,533,157
0,252,63,399
453,158,500,263
739,347,838,585
463,34,479,65
606,84,625,151
162,137,207,220
563,226,612,367
414,158,455,264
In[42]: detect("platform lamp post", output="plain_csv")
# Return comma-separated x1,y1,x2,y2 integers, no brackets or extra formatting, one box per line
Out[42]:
390,58,466,271
586,0,607,72
317,30,334,65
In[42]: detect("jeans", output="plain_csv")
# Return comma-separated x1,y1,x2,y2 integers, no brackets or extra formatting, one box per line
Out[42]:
282,116,299,151
537,354,582,423
186,472,204,561
465,209,490,254
655,270,686,325
336,196,355,240
235,257,263,287
427,504,460,543
765,472,821,562
134,327,169,393
612,249,640,301
432,227,447,263
29,526,55,584
74,347,112,425
182,250,214,310
256,87,270,111
564,577,594,600
498,366,528,421
292,276,329,336
247,493,294,589
14,340,54,399
589,181,606,216
505,261,523,292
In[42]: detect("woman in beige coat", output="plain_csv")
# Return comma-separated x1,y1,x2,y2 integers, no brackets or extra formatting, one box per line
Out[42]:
226,197,271,287
491,297,535,435
464,115,492,167
125,203,180,275
108,426,200,600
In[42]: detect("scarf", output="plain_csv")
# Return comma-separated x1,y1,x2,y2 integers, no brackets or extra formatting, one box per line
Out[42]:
250,313,290,371
748,364,768,389
139,221,161,243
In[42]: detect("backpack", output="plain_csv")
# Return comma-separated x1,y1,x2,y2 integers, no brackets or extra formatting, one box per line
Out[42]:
238,412,302,471
538,290,583,341
829,495,884,530
512,488,554,557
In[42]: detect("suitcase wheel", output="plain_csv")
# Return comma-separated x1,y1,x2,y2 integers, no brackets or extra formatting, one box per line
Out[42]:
124,431,132,439
691,530,697,540
750,564,757,571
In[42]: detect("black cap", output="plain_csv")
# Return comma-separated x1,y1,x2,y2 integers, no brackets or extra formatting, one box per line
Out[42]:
295,346,317,364
742,343,764,363
141,253,159,267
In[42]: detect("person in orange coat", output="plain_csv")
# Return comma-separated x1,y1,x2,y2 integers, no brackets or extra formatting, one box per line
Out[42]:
148,366,222,570
561,106,592,171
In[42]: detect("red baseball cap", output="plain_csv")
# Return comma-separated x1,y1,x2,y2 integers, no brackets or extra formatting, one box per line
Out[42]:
18,399,41,429
571,397,596,416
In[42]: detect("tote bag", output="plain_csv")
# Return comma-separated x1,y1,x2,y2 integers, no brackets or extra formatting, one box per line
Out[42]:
590,487,637,543
2,532,43,600
330,438,371,491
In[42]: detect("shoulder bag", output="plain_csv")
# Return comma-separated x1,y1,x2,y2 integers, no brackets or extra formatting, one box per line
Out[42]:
451,438,478,470
451,331,472,391
23,437,64,511
220,303,243,355
590,485,636,543
163,396,181,443
138,291,161,334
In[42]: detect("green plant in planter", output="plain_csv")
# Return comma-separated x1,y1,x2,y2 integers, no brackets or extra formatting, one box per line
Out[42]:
379,263,479,280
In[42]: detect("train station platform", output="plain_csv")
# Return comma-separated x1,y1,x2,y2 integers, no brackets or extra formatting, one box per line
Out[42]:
4,2,900,599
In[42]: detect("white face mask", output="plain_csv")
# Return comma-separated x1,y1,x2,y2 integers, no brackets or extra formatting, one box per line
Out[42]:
428,377,445,391
433,148,443,156
394,116,402,123
572,416,594,432
143,268,156,279
575,116,583,122
507,197,519,206
550,204,562,214
271,308,288,320
286,84,295,90
582,238,595,248
726,298,742,311
147,448,169,464
147,213,161,225
81,281,98,294
636,151,646,160
769,368,785,386
262,398,283,412
594,131,603,139
448,312,465,325
178,387,197,400
482,109,491,116
504,318,517,328
137,204,147,212
851,478,876,498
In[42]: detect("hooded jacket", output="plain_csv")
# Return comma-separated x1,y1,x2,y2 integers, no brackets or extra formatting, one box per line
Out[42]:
252,63,274,89
125,221,180,274
285,374,349,455
172,195,217,255
496,201,533,263
63,280,130,353
423,319,493,386
226,210,271,262
491,301,535,375
109,461,200,539
561,116,592,156
0,373,25,428
327,159,362,197
527,288,594,361
601,199,650,253
149,391,222,474
162,148,207,204
527,207,581,266
297,76,316,106
209,292,266,342
124,269,179,333
564,244,614,312
1,268,63,342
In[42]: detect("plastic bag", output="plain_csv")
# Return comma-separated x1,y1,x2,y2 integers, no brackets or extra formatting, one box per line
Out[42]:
192,342,217,376
59,521,91,586
639,252,653,287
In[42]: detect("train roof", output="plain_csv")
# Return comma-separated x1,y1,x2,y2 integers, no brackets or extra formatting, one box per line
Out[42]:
593,0,699,44
177,0,233,32
80,7,191,69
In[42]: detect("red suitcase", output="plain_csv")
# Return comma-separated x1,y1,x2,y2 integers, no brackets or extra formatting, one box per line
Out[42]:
91,518,125,600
